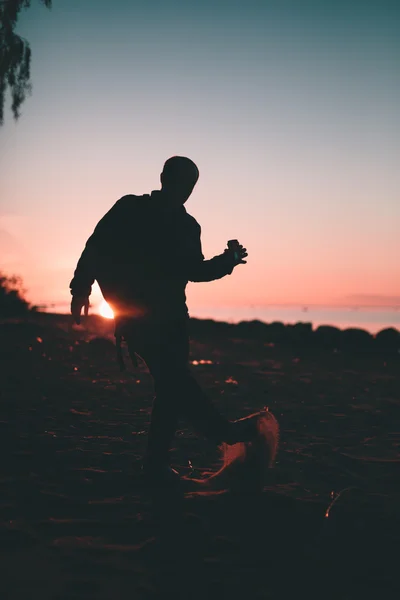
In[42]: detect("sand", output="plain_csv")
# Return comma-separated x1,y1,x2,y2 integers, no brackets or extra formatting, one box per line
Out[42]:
1,314,399,599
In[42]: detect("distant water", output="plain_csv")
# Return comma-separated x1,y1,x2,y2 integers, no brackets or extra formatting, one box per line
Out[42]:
44,304,399,334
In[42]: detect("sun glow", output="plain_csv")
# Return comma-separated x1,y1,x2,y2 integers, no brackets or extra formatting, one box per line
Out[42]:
99,300,114,319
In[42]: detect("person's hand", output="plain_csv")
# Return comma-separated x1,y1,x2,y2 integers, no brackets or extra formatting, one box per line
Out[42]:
71,295,89,325
225,240,248,265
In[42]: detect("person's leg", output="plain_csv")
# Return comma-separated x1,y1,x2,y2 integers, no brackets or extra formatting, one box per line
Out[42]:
174,369,231,443
126,329,180,470
151,350,259,447
145,377,181,469
126,318,232,469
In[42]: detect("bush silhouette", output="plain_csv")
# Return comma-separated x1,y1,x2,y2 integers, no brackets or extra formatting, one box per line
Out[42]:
375,328,400,353
314,325,342,350
341,327,374,352
0,272,35,316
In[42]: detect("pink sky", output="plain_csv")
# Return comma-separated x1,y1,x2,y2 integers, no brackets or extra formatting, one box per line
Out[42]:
0,0,399,316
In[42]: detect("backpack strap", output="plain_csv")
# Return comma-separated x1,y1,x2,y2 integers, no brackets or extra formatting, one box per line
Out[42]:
115,332,138,371
115,334,125,371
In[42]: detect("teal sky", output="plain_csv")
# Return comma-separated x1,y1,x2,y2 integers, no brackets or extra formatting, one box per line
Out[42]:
1,0,399,313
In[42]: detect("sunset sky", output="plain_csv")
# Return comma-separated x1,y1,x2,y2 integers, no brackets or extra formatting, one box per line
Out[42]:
1,0,399,316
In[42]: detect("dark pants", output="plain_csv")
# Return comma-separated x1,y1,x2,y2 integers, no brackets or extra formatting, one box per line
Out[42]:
125,318,231,467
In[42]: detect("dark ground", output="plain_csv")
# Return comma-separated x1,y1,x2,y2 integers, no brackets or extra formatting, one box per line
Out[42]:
1,314,399,599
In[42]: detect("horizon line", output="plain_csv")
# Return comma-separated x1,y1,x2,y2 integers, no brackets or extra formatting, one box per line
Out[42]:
35,301,400,311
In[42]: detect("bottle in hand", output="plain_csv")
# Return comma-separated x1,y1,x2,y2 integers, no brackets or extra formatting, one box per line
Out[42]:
228,239,241,262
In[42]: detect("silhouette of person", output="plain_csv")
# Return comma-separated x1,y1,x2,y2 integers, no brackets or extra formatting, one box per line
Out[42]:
70,156,258,483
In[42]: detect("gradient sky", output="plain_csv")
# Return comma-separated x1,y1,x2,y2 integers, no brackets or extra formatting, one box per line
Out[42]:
1,0,399,314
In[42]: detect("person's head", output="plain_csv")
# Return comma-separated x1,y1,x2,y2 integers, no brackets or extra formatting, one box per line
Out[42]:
160,156,199,204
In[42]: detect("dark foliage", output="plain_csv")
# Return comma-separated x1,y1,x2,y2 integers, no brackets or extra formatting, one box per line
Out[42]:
0,0,52,124
0,271,35,315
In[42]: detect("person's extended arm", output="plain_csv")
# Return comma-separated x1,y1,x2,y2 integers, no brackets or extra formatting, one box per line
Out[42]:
188,249,236,282
181,222,247,282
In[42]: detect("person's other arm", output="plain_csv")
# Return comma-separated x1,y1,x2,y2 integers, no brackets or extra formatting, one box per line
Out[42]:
69,196,131,322
69,235,97,299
